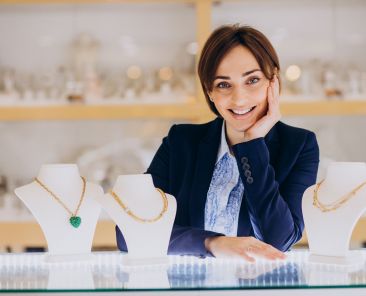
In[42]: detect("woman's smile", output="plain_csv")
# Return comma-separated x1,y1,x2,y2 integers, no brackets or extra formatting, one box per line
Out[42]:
229,105,257,119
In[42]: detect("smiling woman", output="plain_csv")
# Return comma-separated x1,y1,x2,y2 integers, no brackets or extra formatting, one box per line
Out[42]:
199,25,282,146
116,25,320,262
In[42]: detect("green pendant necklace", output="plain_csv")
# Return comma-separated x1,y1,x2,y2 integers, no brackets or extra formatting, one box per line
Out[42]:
34,176,86,228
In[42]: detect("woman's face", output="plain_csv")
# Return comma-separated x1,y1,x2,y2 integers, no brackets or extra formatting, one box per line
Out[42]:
209,45,271,135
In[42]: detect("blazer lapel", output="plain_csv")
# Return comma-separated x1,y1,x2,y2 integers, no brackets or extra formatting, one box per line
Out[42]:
189,117,223,228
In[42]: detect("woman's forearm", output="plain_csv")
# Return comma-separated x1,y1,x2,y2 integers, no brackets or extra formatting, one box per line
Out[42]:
232,133,319,251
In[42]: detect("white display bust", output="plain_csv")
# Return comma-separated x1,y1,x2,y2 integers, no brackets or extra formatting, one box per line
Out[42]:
14,164,103,262
302,162,366,265
94,174,176,266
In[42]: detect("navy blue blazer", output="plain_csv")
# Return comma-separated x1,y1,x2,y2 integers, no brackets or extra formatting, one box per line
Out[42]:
116,117,320,257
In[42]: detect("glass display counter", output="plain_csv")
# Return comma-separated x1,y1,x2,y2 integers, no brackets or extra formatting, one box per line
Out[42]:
1,249,366,295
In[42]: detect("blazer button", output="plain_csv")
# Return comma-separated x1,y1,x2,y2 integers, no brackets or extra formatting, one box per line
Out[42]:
242,163,250,170
247,177,254,184
241,157,248,164
244,170,251,177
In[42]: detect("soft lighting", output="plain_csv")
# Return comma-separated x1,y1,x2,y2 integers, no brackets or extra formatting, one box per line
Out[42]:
186,42,198,55
127,66,142,80
159,67,173,81
118,35,138,56
285,65,301,82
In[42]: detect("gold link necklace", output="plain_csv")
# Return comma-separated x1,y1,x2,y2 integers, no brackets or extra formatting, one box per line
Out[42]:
110,188,168,223
313,179,366,212
34,176,86,228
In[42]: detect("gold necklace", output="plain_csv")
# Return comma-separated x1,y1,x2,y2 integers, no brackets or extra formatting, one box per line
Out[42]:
110,188,168,223
34,176,86,228
313,179,366,212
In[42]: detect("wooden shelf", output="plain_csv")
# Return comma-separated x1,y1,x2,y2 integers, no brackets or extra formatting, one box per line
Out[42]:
0,103,209,121
280,100,366,116
0,0,196,4
0,101,365,121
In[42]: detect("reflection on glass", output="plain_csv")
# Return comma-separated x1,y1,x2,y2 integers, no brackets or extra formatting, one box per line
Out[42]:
2,250,366,291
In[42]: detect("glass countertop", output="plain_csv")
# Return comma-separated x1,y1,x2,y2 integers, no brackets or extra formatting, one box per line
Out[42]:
1,249,366,292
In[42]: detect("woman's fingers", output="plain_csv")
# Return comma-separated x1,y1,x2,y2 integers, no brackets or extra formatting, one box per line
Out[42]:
267,77,281,121
246,238,286,260
239,250,256,263
257,244,286,260
207,236,286,263
267,82,276,110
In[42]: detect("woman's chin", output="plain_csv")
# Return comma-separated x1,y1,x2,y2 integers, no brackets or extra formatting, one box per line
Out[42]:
225,118,255,133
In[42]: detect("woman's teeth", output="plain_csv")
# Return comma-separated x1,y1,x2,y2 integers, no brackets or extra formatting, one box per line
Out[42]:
231,106,256,115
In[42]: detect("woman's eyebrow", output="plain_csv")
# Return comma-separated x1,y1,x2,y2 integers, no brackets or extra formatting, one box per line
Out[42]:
214,69,261,80
242,69,261,77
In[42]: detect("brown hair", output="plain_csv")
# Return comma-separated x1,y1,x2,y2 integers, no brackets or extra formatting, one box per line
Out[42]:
198,24,281,116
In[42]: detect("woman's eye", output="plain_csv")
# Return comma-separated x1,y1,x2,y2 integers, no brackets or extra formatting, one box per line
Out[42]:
247,77,260,85
216,81,231,89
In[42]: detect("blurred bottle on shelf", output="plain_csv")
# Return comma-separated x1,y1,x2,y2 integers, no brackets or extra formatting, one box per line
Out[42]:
322,64,342,99
0,175,8,208
345,68,362,100
361,72,366,98
0,69,20,104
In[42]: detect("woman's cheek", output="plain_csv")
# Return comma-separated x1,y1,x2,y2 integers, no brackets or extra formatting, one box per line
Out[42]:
256,87,268,103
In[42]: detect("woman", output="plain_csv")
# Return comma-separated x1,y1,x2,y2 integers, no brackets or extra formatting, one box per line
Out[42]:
116,25,319,262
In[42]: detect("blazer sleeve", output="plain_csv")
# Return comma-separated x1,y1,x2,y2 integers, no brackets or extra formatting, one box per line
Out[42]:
232,131,319,252
116,125,223,258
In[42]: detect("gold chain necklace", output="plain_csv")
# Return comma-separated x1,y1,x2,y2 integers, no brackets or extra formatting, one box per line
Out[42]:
110,188,168,223
313,179,366,212
34,176,86,228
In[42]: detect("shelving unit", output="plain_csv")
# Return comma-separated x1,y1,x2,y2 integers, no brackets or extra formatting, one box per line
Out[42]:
1,0,365,121
1,0,366,252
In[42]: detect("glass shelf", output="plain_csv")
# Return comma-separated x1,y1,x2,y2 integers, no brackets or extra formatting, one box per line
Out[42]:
1,250,366,292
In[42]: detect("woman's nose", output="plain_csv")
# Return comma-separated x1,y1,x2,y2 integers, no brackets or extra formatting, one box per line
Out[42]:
231,87,250,105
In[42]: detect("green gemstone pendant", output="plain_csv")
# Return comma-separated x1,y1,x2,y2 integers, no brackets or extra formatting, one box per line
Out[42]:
69,216,81,228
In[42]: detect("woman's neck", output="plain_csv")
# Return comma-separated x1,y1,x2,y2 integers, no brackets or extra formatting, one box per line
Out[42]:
225,122,245,146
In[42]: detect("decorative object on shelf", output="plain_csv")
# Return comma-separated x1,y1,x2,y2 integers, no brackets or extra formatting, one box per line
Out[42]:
322,65,343,99
34,176,86,228
70,33,101,103
110,187,168,223
0,175,7,208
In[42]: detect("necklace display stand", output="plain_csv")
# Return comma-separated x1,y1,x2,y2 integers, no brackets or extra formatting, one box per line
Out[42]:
14,164,103,262
94,174,176,266
302,162,366,265
47,265,94,289
124,266,170,289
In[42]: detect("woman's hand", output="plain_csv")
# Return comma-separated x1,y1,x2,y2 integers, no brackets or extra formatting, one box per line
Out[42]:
204,236,286,262
243,75,282,142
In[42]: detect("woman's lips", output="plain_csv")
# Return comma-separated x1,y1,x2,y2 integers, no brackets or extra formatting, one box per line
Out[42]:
229,106,256,120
